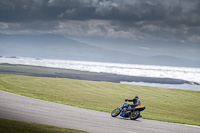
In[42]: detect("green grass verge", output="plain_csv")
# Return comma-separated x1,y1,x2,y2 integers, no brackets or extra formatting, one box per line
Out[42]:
0,118,87,133
0,74,200,126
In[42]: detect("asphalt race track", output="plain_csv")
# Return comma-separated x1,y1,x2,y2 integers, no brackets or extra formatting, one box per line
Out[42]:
0,90,199,133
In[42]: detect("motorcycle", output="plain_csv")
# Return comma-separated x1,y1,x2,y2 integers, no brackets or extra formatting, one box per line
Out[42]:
111,102,146,120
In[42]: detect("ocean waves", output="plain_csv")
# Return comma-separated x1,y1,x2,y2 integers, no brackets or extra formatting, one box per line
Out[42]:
1,57,200,91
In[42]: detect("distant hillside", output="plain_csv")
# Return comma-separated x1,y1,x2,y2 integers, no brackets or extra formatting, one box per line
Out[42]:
0,34,200,67
0,34,140,63
145,55,200,67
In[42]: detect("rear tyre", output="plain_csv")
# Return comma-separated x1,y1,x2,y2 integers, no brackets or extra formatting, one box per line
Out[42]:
130,110,140,120
111,108,121,117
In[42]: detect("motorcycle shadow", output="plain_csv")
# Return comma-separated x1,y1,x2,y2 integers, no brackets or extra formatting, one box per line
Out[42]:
117,117,141,122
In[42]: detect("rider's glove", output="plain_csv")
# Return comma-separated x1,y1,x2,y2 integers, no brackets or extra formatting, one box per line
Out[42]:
125,99,128,102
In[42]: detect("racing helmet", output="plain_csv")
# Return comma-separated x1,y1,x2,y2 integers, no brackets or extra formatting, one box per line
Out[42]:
135,96,139,99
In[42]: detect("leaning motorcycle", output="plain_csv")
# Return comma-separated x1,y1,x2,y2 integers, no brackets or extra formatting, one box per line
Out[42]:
111,103,146,120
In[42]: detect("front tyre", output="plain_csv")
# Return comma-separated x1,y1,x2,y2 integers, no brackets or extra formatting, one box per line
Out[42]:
130,110,140,120
111,108,121,117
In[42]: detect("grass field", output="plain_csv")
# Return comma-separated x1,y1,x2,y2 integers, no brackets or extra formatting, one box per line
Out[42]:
0,74,200,126
0,118,87,133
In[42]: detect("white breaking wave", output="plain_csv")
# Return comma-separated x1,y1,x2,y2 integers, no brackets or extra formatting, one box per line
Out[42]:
0,57,200,91
121,81,200,91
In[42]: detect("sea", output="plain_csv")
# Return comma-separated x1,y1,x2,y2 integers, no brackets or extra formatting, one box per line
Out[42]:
0,57,200,91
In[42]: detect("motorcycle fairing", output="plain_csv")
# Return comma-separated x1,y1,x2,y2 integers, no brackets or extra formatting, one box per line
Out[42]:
120,113,127,117
121,103,128,109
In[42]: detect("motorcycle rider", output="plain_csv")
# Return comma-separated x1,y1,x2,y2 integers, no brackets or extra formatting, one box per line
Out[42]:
125,96,141,111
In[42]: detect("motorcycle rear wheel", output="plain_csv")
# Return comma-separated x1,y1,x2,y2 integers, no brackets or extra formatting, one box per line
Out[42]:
111,108,121,117
130,110,140,120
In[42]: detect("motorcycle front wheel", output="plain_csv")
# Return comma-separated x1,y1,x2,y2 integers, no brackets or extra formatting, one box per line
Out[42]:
130,110,140,120
111,108,121,117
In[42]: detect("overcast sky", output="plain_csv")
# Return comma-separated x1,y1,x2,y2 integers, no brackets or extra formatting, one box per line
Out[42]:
0,0,200,60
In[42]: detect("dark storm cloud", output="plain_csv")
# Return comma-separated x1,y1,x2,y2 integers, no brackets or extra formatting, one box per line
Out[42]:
0,0,199,23
0,0,199,42
0,0,66,22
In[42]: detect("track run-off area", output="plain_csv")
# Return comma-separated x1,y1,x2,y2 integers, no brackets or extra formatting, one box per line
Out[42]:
0,90,199,133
